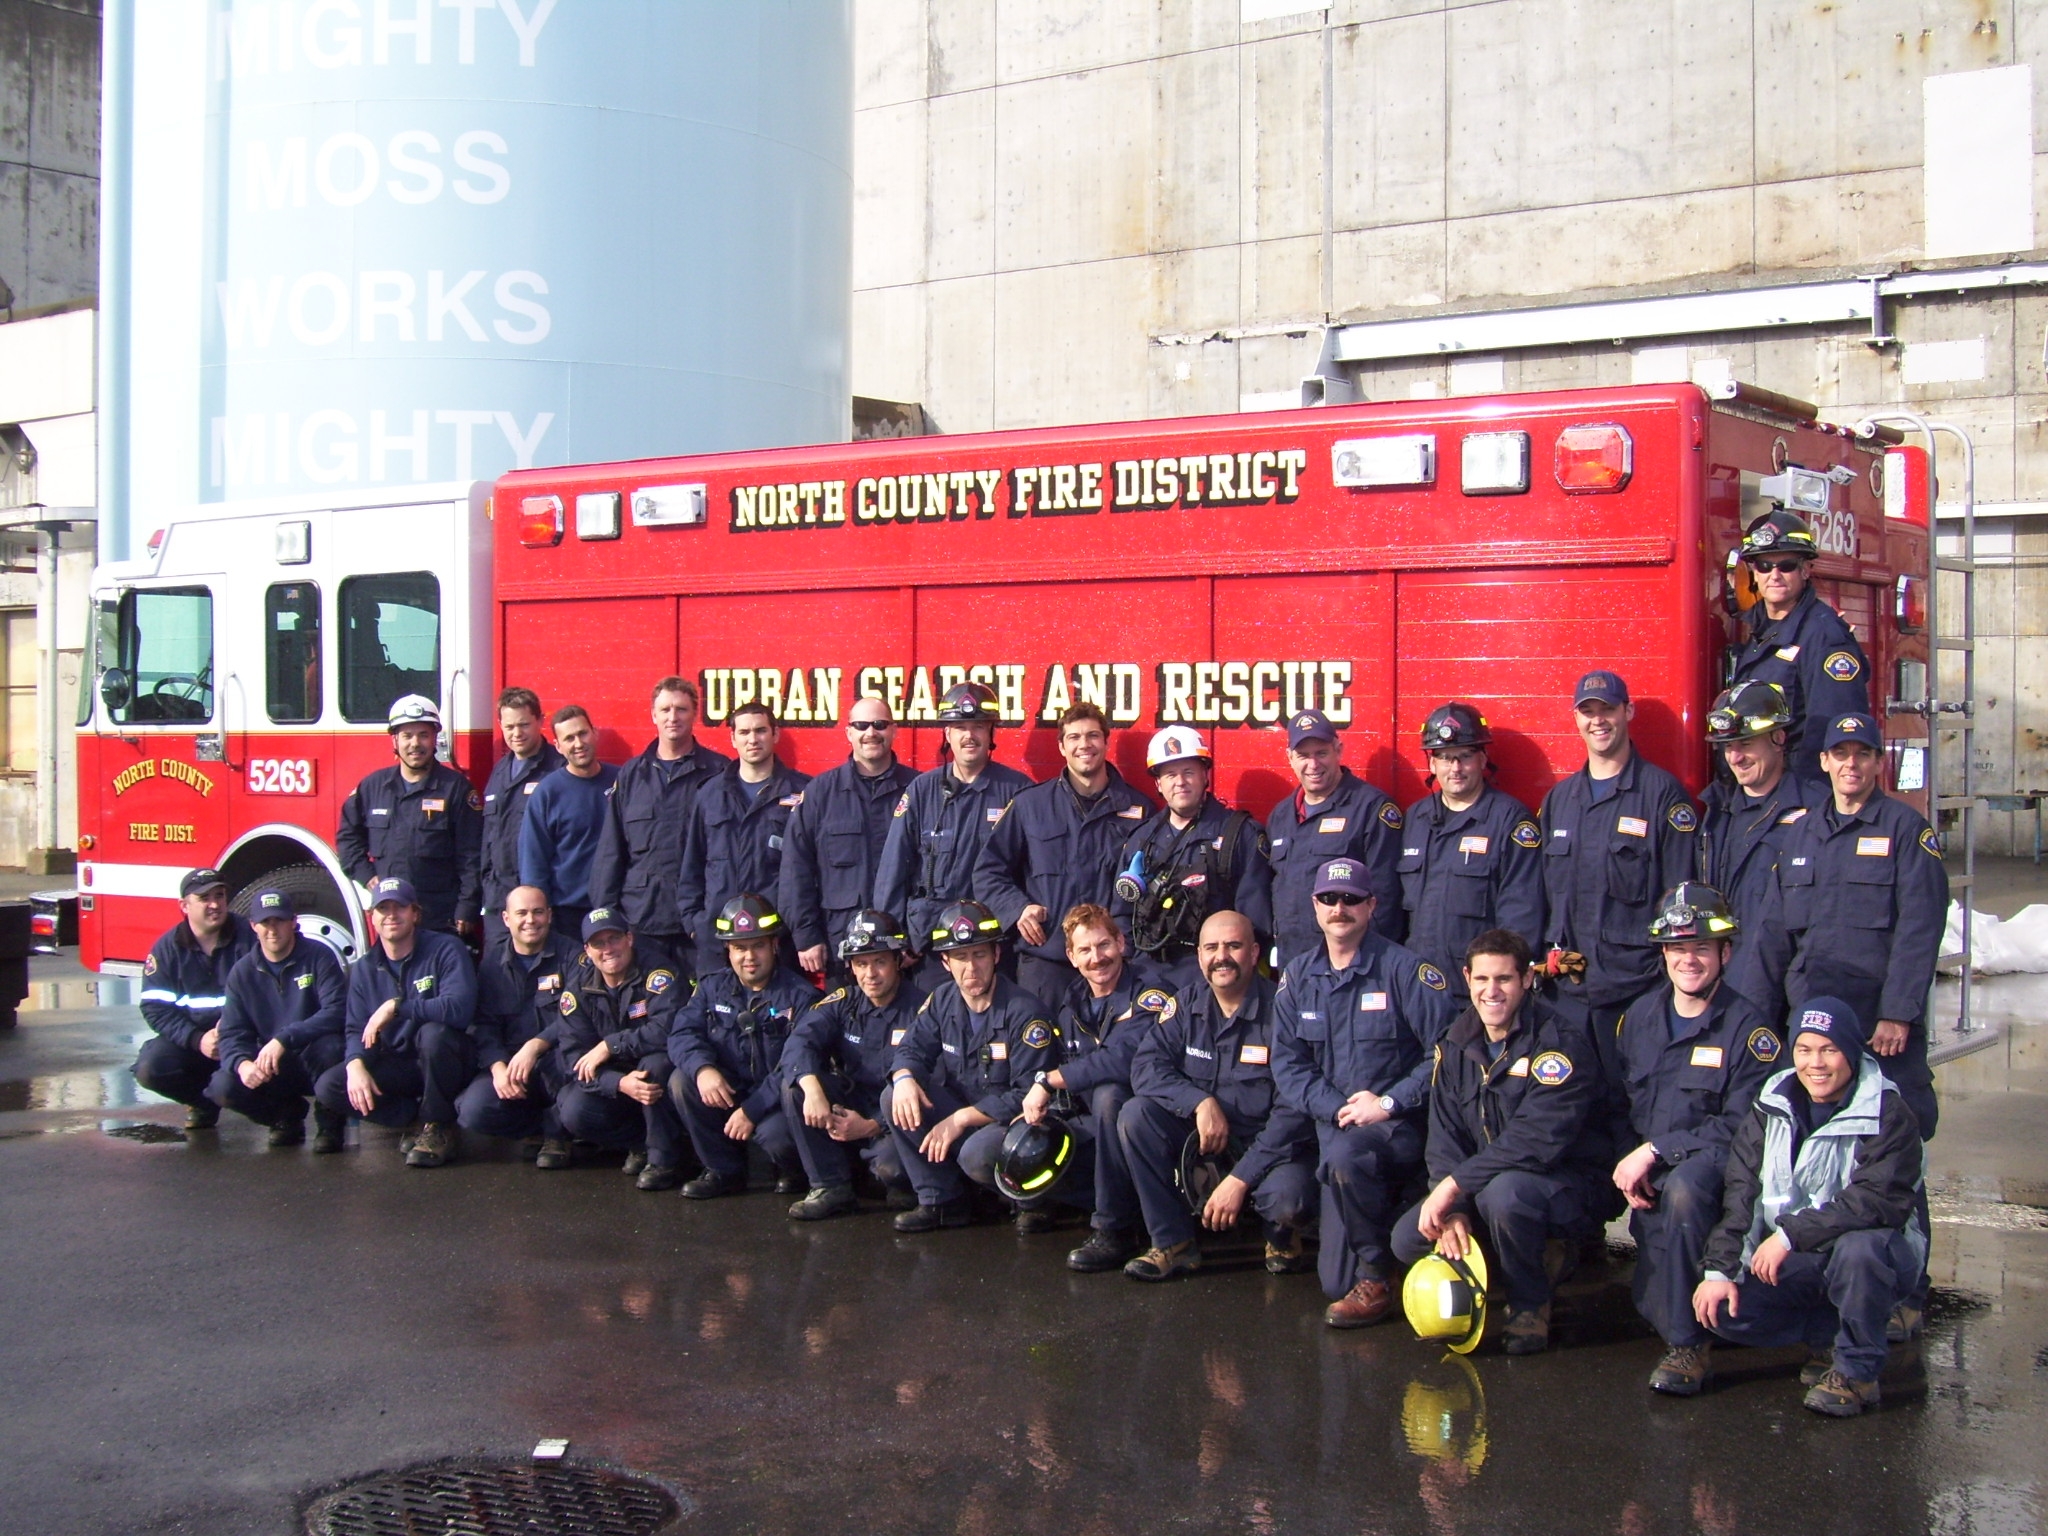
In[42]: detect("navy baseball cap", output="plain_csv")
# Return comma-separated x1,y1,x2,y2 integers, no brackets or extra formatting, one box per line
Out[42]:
1286,709,1338,749
1821,713,1883,752
1313,858,1372,899
582,907,630,941
1573,670,1630,707
368,877,418,908
180,867,228,898
249,888,298,921
1789,996,1866,1056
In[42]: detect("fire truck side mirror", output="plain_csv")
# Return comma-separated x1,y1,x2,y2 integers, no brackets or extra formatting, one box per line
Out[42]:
99,667,133,714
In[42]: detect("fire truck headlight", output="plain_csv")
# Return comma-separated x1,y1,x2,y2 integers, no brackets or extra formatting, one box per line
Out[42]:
519,496,565,548
1460,432,1530,495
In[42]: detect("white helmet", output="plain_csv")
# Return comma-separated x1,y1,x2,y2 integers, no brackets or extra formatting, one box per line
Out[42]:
386,694,443,732
1146,726,1211,774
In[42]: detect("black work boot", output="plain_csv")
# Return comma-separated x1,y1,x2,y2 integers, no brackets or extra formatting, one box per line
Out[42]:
893,1198,973,1233
788,1183,859,1221
1067,1227,1139,1273
310,1107,346,1154
267,1107,307,1148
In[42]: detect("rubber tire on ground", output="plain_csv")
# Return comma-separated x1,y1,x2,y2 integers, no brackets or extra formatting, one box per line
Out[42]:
229,861,351,927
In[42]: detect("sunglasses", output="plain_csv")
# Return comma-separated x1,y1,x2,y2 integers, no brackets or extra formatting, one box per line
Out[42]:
848,720,892,733
1315,891,1367,908
1748,556,1806,574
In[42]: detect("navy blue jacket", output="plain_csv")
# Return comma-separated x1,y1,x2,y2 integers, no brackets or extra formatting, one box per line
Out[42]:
1049,958,1173,1097
1538,752,1699,1009
343,929,477,1061
668,965,817,1123
480,742,562,911
780,981,926,1102
1728,587,1871,784
1267,770,1405,963
975,766,1153,962
544,954,686,1093
891,975,1057,1123
1699,772,1816,931
1424,999,1608,1197
676,760,812,953
217,937,346,1073
1272,932,1461,1124
1397,784,1545,980
1616,981,1779,1164
1129,975,1315,1192
1110,795,1274,977
518,762,620,910
336,762,484,930
874,761,1034,950
588,740,731,939
139,915,258,1050
777,754,917,954
472,931,582,1070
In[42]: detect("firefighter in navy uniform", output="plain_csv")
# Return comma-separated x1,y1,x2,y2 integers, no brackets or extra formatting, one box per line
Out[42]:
545,907,691,1184
676,703,811,964
336,695,484,938
132,867,258,1129
1015,903,1171,1270
1537,671,1698,1097
1265,708,1404,967
1726,507,1872,785
1273,859,1461,1327
1699,682,1810,923
1392,927,1612,1355
666,893,815,1199
453,886,582,1156
477,687,560,951
780,909,921,1219
1110,727,1273,991
1119,910,1319,1282
778,696,915,979
1398,703,1545,980
212,887,347,1150
882,900,1057,1232
974,701,1153,1003
1613,883,1780,1396
874,682,1033,960
589,676,731,982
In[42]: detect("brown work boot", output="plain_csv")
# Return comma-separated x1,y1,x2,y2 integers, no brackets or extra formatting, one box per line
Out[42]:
1502,1304,1551,1356
1124,1241,1201,1282
1324,1275,1394,1328
404,1121,456,1168
1263,1229,1312,1275
1800,1347,1834,1387
1648,1342,1712,1395
1803,1367,1880,1417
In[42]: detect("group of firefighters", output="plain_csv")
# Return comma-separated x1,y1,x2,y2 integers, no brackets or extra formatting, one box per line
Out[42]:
128,506,1943,1418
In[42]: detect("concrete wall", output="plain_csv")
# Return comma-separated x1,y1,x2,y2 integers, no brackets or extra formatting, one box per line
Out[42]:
0,0,99,312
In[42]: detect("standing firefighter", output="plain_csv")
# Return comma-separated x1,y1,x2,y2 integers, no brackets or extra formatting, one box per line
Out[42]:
336,695,484,938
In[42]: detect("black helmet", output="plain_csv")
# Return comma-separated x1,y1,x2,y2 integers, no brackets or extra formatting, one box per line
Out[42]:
1175,1129,1246,1216
714,892,783,942
993,1113,1078,1202
1706,681,1792,744
928,898,1003,953
1422,701,1492,751
1740,508,1819,562
1648,882,1739,943
837,908,909,960
936,682,1000,723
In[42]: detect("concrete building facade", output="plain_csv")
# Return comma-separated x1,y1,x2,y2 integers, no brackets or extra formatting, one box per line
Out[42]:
849,0,2048,851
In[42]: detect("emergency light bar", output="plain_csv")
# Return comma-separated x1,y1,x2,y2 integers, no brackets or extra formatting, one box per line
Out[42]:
1331,435,1435,488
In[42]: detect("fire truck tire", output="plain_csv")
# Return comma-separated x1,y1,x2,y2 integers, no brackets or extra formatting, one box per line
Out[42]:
229,862,361,965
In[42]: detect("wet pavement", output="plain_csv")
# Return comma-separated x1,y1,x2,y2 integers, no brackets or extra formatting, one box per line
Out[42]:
2,957,2045,1536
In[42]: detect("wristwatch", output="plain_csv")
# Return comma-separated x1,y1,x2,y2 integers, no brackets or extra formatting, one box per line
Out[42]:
1377,1095,1398,1115
1033,1071,1050,1087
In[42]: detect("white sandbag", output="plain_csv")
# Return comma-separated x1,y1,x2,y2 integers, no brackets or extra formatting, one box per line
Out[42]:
1938,902,2048,974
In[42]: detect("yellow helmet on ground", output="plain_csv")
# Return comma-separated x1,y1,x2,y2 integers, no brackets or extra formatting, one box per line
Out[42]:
1402,1246,1489,1355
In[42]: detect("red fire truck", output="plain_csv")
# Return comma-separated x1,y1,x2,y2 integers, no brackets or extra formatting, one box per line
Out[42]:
75,383,1930,972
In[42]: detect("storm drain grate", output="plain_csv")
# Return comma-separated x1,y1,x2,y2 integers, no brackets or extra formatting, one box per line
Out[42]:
305,1459,681,1536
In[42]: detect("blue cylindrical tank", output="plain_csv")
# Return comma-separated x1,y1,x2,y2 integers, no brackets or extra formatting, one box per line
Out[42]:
108,0,850,528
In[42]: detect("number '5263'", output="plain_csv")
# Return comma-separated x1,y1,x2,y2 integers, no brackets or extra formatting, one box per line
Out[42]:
247,758,315,795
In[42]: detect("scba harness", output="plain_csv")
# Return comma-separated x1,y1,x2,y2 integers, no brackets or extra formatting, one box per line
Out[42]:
1128,810,1253,961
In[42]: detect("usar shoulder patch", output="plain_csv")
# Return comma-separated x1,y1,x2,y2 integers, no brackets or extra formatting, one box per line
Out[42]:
1747,1026,1782,1064
1668,803,1697,833
1919,828,1943,858
1021,1020,1052,1050
822,986,848,1004
1379,801,1403,830
893,792,910,818
644,969,675,994
1824,650,1862,682
1417,962,1448,992
1530,1050,1573,1085
560,991,578,1015
1512,820,1541,850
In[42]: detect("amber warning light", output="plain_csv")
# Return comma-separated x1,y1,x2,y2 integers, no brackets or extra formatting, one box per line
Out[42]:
1553,424,1633,493
519,496,564,548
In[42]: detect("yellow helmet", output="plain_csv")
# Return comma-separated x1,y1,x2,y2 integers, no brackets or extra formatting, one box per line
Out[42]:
1401,1247,1489,1355
1400,1354,1490,1474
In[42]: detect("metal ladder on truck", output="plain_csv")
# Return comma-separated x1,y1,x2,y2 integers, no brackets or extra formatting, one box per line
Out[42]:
1862,410,1981,1057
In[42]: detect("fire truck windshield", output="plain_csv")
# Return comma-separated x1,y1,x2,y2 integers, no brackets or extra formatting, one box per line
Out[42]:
99,586,214,725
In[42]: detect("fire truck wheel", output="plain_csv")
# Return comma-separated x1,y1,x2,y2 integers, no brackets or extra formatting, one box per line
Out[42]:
229,862,361,965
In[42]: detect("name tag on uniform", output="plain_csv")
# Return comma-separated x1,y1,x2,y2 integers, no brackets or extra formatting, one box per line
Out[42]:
941,1041,959,1054
1459,835,1489,854
1360,992,1388,1011
1318,816,1347,834
1507,1056,1530,1077
989,1041,1008,1060
369,807,390,817
1240,1043,1269,1065
423,798,446,813
1856,836,1892,857
1617,816,1648,838
1690,1045,1724,1068
1186,1045,1214,1060
890,1029,906,1045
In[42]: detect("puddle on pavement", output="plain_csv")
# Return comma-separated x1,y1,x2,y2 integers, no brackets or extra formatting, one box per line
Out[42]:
0,1069,155,1114
100,1121,186,1144
22,978,133,1012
